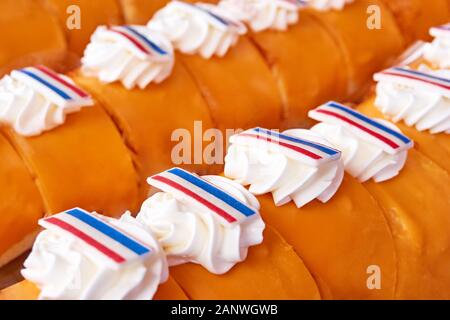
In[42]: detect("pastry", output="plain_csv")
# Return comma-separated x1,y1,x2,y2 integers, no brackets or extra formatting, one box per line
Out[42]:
137,168,321,299
0,133,45,268
39,0,124,59
224,127,396,299
75,25,219,200
0,0,66,75
304,0,404,100
0,66,139,267
147,1,283,131
308,101,450,299
218,0,347,128
378,0,450,45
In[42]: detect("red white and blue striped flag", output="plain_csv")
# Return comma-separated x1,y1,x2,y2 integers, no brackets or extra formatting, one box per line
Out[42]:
230,127,341,167
374,67,450,98
39,208,152,268
309,101,413,154
148,168,257,225
106,25,170,60
11,66,93,108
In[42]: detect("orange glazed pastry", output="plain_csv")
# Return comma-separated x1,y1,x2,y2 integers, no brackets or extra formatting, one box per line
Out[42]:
1,208,178,300
224,127,396,299
378,0,450,45
308,101,450,299
211,1,346,128
137,168,321,299
0,276,187,300
0,0,66,75
77,25,219,200
247,11,347,128
304,0,404,100
170,226,320,299
0,133,45,267
0,66,139,216
39,0,124,59
147,1,283,131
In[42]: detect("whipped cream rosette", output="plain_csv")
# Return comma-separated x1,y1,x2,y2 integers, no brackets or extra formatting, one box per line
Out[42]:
309,101,414,182
147,1,247,59
0,66,93,136
304,0,353,11
374,66,450,134
424,24,450,69
82,25,174,89
224,127,344,208
218,0,302,32
137,167,265,275
21,208,168,300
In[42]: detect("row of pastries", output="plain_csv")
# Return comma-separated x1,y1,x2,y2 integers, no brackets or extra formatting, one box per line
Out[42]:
0,0,449,300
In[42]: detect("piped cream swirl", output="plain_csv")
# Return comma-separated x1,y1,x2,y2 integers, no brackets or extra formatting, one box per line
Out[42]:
82,25,174,89
224,129,344,208
147,1,246,59
374,67,450,134
0,68,93,137
310,120,409,182
424,25,450,69
137,175,264,274
21,213,168,300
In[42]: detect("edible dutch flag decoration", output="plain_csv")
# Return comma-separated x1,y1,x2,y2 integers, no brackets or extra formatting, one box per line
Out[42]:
11,66,93,108
106,25,170,60
430,23,450,38
394,41,427,66
309,101,413,154
148,168,257,225
184,2,246,33
230,127,341,167
374,67,450,98
39,208,151,268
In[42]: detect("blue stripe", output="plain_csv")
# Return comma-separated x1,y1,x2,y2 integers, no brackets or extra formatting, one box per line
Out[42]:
123,26,168,55
393,67,450,84
254,128,339,156
66,208,150,255
168,168,255,217
18,69,71,100
326,102,411,144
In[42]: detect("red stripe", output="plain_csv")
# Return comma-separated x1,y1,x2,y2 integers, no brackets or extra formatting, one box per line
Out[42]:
238,133,322,160
34,66,90,98
382,71,450,91
108,27,150,55
45,217,126,264
316,110,400,149
151,175,237,223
